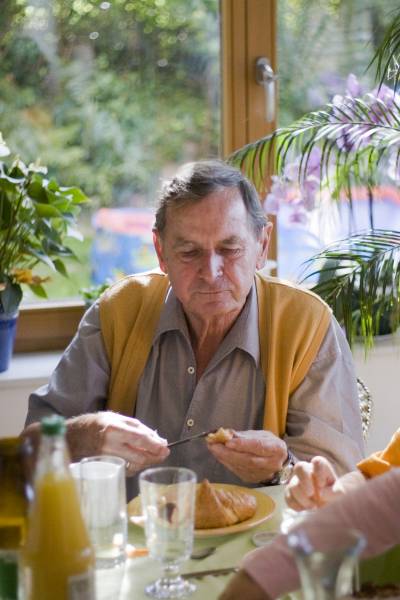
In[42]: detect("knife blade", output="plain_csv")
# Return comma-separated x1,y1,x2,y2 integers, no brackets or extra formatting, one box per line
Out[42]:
181,567,239,580
167,430,214,448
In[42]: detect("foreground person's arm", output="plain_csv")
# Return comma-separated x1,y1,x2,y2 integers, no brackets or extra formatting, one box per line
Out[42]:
286,427,400,511
220,468,400,600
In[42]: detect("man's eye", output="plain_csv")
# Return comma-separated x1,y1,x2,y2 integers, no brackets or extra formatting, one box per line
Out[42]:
180,250,199,259
221,247,241,256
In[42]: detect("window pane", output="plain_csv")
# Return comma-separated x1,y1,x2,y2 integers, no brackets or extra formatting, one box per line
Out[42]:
1,0,220,302
276,0,399,281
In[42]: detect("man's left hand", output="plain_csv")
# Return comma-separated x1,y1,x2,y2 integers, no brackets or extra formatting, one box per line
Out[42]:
207,430,288,483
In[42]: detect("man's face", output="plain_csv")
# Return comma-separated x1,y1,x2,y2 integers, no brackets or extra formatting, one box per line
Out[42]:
153,188,271,323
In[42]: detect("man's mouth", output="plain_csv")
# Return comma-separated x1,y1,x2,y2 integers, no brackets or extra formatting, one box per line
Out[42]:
197,289,229,295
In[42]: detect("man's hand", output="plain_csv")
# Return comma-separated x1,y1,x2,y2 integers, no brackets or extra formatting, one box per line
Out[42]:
219,570,270,600
285,456,343,511
23,411,170,477
207,430,288,483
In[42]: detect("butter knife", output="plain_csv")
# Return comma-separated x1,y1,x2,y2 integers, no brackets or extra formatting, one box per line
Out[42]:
167,430,214,448
181,567,239,580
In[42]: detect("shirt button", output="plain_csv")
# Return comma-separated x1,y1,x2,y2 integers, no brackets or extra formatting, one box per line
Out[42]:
187,366,195,375
187,418,194,428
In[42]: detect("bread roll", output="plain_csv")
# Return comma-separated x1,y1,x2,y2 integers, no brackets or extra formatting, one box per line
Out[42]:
206,427,234,444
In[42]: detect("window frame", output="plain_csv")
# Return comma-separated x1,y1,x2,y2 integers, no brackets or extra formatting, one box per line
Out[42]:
15,0,277,353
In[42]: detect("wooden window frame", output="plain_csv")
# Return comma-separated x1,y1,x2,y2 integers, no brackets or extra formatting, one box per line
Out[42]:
15,0,277,353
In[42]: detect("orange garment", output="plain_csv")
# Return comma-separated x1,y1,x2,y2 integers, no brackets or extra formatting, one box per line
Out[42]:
357,429,400,478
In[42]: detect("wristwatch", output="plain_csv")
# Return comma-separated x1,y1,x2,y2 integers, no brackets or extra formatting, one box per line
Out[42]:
265,449,296,486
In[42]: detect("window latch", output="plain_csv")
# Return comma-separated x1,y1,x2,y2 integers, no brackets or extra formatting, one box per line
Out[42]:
255,57,278,123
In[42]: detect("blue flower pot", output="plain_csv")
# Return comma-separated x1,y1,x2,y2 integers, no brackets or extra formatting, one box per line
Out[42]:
0,312,18,373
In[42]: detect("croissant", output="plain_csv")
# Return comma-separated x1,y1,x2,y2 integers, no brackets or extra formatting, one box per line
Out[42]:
195,479,257,529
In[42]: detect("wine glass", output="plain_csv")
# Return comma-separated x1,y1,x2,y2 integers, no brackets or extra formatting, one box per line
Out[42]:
139,466,197,599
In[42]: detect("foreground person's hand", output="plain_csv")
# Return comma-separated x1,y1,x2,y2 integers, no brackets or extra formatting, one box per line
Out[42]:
219,570,270,600
285,456,342,511
207,430,288,483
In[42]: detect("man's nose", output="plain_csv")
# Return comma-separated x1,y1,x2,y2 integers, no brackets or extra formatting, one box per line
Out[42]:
200,252,223,280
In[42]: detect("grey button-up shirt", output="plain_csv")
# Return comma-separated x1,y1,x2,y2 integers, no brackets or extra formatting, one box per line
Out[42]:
26,283,364,498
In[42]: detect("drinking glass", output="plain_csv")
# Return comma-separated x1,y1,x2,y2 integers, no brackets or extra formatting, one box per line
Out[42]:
139,466,197,599
287,523,366,600
80,456,127,569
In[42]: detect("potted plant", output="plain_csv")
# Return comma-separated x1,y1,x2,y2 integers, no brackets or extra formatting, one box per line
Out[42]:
230,10,400,352
0,133,87,371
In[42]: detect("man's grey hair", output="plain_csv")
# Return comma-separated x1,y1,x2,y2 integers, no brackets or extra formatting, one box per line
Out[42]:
154,160,268,237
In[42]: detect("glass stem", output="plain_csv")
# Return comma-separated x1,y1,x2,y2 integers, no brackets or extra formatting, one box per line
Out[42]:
162,564,179,577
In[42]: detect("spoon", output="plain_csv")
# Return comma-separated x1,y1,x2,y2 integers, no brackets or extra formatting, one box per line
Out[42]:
190,546,216,560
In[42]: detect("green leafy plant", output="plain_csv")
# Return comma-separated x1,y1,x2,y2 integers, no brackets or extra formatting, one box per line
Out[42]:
80,281,112,307
229,10,400,350
0,133,87,314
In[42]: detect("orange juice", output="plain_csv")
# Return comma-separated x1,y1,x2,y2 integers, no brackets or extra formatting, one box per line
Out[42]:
23,416,95,600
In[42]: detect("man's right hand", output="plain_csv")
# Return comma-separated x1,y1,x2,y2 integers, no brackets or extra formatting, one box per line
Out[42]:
284,456,343,511
22,411,170,477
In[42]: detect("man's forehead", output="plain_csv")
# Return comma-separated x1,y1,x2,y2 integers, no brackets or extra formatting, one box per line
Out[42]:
172,233,245,247
165,187,246,220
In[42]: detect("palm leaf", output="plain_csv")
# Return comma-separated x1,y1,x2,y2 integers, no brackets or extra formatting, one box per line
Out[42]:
229,96,400,202
299,230,400,349
369,9,400,91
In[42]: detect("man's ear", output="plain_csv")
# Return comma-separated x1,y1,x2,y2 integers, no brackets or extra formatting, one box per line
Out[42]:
256,221,273,270
153,230,168,274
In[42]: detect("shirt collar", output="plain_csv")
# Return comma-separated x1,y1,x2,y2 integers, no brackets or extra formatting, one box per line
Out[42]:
154,282,260,366
154,286,190,339
220,283,260,366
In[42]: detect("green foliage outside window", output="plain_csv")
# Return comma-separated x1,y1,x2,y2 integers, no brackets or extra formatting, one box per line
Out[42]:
0,0,220,299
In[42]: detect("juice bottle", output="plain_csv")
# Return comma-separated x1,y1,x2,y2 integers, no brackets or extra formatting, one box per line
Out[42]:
23,415,95,600
0,437,27,600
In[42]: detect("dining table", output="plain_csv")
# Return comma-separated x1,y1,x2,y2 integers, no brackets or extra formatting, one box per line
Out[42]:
95,484,286,600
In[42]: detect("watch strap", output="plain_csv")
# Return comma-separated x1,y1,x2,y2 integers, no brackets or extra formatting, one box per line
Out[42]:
263,449,296,486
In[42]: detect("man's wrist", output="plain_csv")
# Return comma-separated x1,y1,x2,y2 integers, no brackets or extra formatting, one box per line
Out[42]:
262,449,296,486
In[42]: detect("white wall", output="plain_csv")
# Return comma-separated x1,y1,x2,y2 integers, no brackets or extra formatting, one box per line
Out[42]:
353,334,400,455
0,353,60,437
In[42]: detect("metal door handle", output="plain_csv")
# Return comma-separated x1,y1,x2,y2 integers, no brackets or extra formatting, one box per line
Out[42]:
256,57,278,123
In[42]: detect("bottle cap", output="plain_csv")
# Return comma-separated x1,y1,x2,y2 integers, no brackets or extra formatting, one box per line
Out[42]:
41,415,66,436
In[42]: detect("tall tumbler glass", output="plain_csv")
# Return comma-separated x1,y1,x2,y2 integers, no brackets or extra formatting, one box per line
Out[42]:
80,456,127,569
139,466,197,599
287,523,366,600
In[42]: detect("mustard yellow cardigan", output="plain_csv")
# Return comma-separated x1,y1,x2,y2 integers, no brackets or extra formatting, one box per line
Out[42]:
99,271,331,437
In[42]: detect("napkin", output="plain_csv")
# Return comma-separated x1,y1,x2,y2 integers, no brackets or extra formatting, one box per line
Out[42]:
357,428,400,478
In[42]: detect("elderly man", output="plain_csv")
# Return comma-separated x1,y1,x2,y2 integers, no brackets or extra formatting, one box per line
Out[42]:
24,160,364,497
